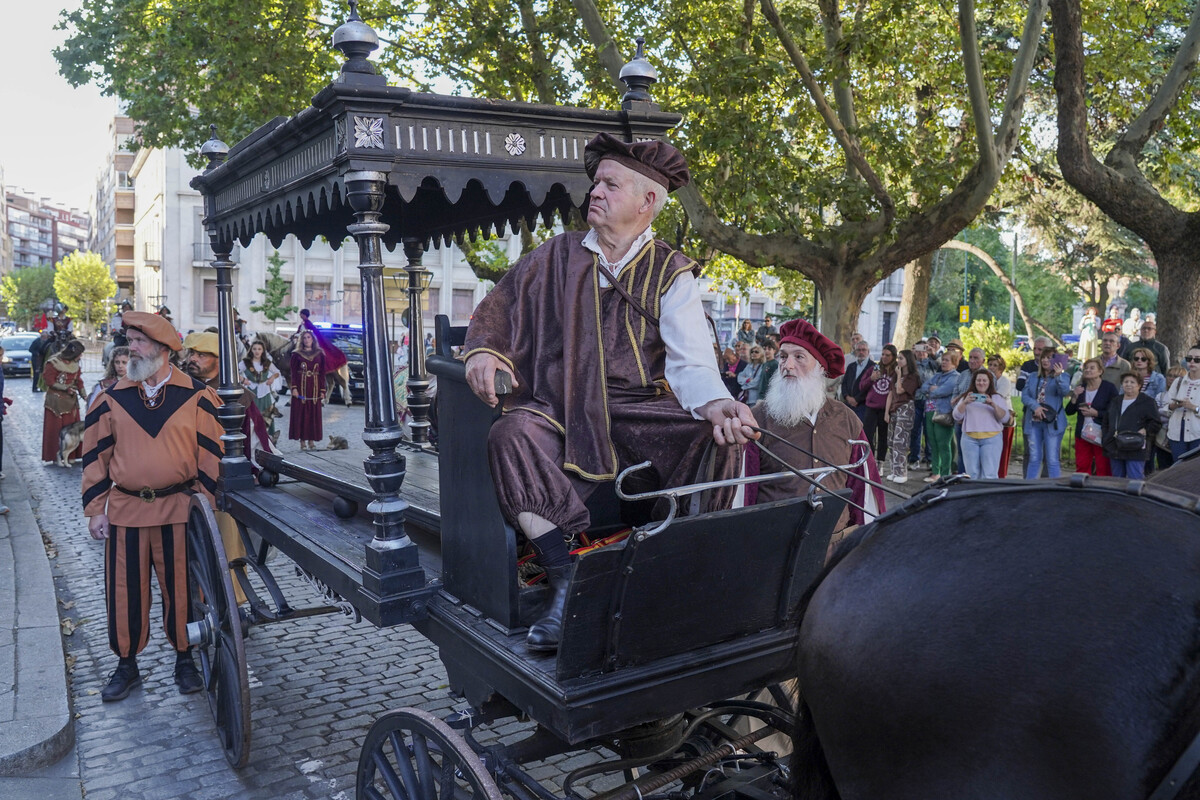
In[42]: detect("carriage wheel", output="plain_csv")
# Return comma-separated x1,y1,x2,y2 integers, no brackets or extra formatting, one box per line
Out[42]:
186,495,252,768
357,708,501,800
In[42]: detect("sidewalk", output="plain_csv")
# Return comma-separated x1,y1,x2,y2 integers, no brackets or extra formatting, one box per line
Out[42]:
0,416,81,798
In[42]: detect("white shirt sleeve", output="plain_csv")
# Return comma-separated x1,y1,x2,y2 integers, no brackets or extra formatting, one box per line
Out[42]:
660,273,733,418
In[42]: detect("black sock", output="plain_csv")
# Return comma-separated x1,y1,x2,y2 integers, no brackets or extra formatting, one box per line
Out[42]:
118,656,137,669
175,650,192,664
530,528,571,569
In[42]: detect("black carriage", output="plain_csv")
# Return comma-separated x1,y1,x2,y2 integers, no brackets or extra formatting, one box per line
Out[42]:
185,10,850,799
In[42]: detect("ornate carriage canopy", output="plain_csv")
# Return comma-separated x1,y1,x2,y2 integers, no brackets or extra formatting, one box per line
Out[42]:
190,18,680,252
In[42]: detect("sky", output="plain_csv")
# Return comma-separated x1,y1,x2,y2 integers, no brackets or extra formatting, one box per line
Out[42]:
0,0,115,213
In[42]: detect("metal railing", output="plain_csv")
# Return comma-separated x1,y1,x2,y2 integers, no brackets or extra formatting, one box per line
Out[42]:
193,242,241,263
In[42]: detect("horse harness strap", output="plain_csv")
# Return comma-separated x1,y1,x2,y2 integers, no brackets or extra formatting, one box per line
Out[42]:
1148,725,1200,800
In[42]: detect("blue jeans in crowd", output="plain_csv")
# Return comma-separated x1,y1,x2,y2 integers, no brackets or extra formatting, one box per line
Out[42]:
1024,421,1065,479
960,433,1003,479
1170,439,1200,461
1111,457,1146,479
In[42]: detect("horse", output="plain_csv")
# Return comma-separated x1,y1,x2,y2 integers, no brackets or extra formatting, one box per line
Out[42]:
250,330,352,405
791,477,1200,800
1149,447,1200,494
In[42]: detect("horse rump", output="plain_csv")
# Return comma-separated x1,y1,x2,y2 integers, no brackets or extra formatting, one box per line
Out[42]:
790,479,1200,800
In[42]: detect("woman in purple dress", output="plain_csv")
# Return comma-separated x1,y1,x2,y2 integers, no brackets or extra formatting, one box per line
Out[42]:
288,330,326,450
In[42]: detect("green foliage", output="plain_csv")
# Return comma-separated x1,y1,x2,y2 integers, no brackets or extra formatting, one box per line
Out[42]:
925,223,1079,340
250,251,300,321
1008,165,1154,310
55,0,338,156
1123,281,1158,314
54,251,118,332
958,318,1015,355
0,265,58,330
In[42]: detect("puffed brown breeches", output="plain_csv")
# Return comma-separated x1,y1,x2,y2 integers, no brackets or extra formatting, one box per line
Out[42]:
488,398,737,536
105,523,191,658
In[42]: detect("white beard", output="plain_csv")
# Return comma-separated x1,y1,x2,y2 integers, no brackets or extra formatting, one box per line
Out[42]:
127,350,166,383
764,369,828,427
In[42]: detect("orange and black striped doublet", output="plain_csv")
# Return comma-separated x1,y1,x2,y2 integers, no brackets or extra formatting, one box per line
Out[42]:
82,370,223,526
81,370,223,657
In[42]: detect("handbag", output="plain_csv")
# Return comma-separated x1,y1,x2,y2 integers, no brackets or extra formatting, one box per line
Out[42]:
932,411,954,428
1113,431,1147,453
1080,418,1102,445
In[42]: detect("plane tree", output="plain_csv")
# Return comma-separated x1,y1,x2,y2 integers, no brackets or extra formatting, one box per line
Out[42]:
58,0,1051,343
1049,0,1200,358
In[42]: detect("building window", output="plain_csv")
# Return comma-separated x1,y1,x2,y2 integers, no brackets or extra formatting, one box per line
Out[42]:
342,284,363,322
304,282,332,321
723,301,738,318
881,311,895,347
451,289,475,322
750,302,765,321
201,279,218,314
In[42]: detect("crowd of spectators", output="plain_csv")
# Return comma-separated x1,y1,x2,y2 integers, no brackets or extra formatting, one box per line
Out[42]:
830,309,1197,483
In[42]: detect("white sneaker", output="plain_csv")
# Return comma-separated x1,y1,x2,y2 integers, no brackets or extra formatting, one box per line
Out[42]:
893,477,909,484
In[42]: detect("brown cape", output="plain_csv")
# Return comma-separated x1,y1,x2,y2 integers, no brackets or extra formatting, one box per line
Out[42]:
464,231,700,480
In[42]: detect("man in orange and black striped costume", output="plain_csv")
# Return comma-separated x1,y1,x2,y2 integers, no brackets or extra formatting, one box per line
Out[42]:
81,311,224,701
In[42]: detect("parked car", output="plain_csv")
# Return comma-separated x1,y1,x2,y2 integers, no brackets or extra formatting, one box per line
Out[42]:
319,324,366,403
1,333,38,377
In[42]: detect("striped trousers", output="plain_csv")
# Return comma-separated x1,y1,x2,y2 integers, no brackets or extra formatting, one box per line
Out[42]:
105,523,192,658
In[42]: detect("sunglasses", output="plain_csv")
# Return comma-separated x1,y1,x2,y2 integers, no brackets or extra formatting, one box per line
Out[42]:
1185,356,1200,363
1132,356,1149,361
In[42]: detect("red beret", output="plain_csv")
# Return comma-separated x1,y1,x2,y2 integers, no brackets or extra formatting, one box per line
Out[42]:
122,311,182,352
777,318,845,379
584,132,690,193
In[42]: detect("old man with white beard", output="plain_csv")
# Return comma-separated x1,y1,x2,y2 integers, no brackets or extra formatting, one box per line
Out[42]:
743,318,884,532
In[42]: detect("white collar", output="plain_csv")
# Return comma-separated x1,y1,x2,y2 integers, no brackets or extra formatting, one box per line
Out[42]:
142,367,173,398
582,226,655,279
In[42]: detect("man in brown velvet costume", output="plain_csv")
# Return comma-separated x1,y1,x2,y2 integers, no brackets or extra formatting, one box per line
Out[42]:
743,319,885,534
463,133,758,652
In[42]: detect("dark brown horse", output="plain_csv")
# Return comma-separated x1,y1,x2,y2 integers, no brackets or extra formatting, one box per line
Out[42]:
792,478,1200,799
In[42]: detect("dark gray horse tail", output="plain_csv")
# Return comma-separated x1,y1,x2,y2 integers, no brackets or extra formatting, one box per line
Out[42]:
789,524,875,799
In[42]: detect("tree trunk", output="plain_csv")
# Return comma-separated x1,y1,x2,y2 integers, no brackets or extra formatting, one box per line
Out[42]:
1151,244,1200,363
818,271,873,350
894,253,934,349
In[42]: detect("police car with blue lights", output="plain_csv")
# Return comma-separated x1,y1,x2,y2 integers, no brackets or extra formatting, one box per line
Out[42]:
314,322,365,404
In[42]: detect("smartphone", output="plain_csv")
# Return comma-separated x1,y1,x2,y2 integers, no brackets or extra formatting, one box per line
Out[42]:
494,371,513,395
1050,353,1070,371
970,393,987,403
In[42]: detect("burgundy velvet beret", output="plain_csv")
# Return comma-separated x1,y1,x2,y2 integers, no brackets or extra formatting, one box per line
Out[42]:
583,132,690,193
778,318,845,379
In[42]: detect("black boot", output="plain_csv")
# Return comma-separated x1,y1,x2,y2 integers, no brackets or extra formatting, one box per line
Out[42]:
174,650,204,695
101,657,141,702
526,563,573,653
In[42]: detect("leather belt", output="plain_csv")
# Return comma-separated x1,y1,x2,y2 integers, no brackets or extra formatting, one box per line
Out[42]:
115,482,193,503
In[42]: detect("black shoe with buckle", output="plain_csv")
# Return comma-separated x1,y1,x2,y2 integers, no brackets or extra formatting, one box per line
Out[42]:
101,657,141,702
174,652,204,695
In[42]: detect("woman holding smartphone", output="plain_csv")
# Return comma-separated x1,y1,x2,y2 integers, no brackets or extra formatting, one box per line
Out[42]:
952,368,1010,479
1021,346,1071,479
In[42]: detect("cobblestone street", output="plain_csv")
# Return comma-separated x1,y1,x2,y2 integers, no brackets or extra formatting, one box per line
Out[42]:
10,357,600,799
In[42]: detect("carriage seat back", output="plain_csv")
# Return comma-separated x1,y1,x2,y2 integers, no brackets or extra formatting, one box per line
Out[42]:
428,316,627,630
554,492,847,680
